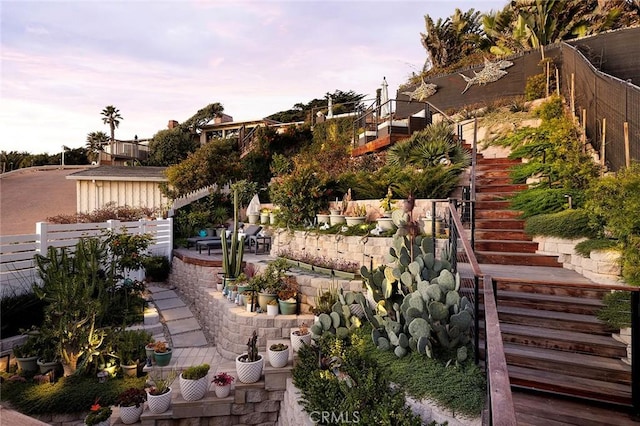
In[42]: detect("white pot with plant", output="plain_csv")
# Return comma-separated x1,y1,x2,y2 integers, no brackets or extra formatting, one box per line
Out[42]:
179,363,210,401
146,369,177,414
266,298,279,315
235,331,263,384
115,387,146,424
290,323,312,352
268,343,289,368
212,372,235,398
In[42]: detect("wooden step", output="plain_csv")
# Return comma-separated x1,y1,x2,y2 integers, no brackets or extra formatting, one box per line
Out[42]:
476,251,561,267
509,366,632,407
475,219,525,229
502,342,630,384
476,184,528,193
495,290,604,315
475,200,512,210
475,229,529,240
475,209,522,219
477,157,522,165
477,169,512,178
476,176,514,186
496,305,615,335
498,322,627,358
493,279,613,300
475,192,512,201
475,240,539,253
512,391,638,426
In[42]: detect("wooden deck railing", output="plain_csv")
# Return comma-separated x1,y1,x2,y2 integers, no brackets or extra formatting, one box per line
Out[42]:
448,200,517,425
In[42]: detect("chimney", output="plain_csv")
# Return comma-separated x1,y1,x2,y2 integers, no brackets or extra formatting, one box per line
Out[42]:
168,120,179,129
214,114,233,124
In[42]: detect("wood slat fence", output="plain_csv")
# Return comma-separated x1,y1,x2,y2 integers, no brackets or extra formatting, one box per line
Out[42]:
0,218,172,298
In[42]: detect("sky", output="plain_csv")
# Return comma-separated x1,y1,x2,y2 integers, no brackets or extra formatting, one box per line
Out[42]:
0,0,503,155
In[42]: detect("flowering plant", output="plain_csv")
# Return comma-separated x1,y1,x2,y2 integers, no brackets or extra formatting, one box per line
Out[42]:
84,399,112,425
116,387,147,408
146,369,177,395
212,372,235,386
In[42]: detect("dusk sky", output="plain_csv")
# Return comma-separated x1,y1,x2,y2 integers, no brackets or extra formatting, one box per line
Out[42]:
1,0,502,155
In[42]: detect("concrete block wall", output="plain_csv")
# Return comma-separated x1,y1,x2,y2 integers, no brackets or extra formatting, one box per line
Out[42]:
533,236,623,285
269,230,448,271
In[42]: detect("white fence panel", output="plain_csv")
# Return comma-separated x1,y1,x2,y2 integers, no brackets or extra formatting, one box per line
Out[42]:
1,218,173,298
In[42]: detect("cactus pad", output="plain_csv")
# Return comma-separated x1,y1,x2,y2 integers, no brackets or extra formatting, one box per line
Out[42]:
428,301,449,321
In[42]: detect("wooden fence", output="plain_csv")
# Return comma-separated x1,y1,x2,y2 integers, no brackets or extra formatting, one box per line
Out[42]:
0,219,173,298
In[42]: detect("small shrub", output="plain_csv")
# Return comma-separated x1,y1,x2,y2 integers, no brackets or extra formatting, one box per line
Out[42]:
524,209,597,239
534,95,564,121
525,73,546,101
143,256,171,282
574,239,620,258
511,188,580,218
182,364,210,380
597,291,631,329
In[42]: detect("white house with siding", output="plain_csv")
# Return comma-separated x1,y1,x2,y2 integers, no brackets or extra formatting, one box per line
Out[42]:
66,166,169,213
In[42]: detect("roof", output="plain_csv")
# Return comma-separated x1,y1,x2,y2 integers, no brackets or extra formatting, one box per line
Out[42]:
200,118,281,131
66,166,168,182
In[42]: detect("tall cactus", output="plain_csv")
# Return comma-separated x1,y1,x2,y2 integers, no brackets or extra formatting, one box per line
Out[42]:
222,188,245,280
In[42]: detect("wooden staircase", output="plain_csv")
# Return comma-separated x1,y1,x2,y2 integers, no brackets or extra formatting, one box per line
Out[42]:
481,278,631,412
474,156,562,267
470,154,634,419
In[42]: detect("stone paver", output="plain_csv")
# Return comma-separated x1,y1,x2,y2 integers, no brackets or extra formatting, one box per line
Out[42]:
171,330,209,348
150,289,180,300
166,317,201,335
153,297,186,310
161,306,194,321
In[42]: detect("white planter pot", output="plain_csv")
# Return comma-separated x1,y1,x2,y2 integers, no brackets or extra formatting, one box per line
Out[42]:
316,214,330,224
216,283,224,292
247,303,253,313
290,330,312,352
235,354,264,384
349,304,365,318
248,214,259,224
146,387,172,414
119,404,143,424
215,383,231,398
179,373,209,401
345,216,365,226
267,304,279,316
377,217,395,231
268,348,289,368
329,215,346,226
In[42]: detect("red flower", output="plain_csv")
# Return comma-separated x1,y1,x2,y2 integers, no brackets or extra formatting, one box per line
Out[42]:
91,398,101,411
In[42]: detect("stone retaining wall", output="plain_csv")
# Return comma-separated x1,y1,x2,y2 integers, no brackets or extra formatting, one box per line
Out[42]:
533,236,623,285
269,230,448,271
169,255,362,359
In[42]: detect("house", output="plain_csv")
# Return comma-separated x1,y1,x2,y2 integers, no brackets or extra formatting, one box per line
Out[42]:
66,166,169,214
98,136,151,166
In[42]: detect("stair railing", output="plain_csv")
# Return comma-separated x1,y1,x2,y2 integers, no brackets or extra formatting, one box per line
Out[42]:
448,200,516,426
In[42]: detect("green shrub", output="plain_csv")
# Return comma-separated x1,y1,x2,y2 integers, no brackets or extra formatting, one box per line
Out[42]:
622,236,640,286
510,188,579,218
574,239,620,258
525,73,546,101
524,209,597,239
143,256,171,282
182,364,210,380
293,332,423,425
0,375,146,414
597,291,631,329
534,95,564,121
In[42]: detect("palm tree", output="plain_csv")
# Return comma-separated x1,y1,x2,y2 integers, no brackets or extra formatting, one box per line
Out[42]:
101,105,123,158
86,131,108,165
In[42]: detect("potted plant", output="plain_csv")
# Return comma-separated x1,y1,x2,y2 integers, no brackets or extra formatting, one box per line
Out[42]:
253,258,289,310
12,334,39,373
144,340,156,364
235,330,263,384
345,204,367,226
221,188,246,289
117,330,149,377
380,187,395,217
179,363,210,401
146,369,177,414
84,399,112,426
290,323,312,352
316,209,330,225
268,343,289,368
152,341,172,367
266,298,279,316
116,387,146,424
312,285,338,322
277,275,298,315
212,371,235,398
260,208,270,225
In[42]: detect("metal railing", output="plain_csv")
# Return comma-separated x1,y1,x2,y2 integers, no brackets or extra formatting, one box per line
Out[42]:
448,200,517,425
